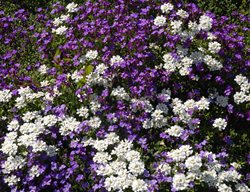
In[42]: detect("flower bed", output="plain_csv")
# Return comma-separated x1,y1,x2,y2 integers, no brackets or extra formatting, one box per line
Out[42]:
0,1,249,191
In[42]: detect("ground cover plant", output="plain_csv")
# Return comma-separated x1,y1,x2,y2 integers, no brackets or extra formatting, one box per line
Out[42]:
0,1,249,191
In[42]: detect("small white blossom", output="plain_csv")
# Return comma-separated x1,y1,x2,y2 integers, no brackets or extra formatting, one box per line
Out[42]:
160,3,174,14
208,41,221,53
66,2,78,13
213,118,227,131
154,15,166,27
85,50,98,60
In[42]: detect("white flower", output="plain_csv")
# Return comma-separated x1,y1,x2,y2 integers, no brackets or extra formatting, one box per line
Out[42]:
52,26,68,35
160,3,174,14
77,107,89,118
142,119,153,129
93,140,109,152
157,163,171,175
132,179,148,192
235,74,248,86
234,92,249,104
46,145,58,157
7,119,19,131
22,111,40,122
42,115,58,127
38,65,48,74
218,170,241,183
154,15,166,27
173,173,190,191
208,41,221,53
53,17,63,27
170,20,183,34
235,183,250,192
0,89,12,103
207,32,217,40
168,145,193,162
176,9,189,18
188,21,199,34
163,53,177,72
165,125,184,137
201,169,217,187
66,2,78,13
88,116,101,129
85,50,98,60
218,184,233,192
111,86,130,100
213,118,227,131
4,175,20,186
128,160,145,175
29,165,40,178
2,155,26,174
60,14,70,21
110,55,124,66
204,55,223,71
93,152,112,164
197,97,210,110
70,70,83,83
60,117,80,136
199,15,213,31
185,154,202,171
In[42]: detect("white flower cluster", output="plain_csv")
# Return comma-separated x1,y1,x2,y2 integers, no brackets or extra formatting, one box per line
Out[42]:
199,15,213,31
85,50,98,60
157,146,246,192
38,64,48,74
15,87,44,109
77,106,89,118
68,70,83,83
111,86,130,100
53,14,69,27
66,2,79,13
52,25,68,35
156,6,222,74
234,74,250,104
154,15,166,27
170,20,183,34
171,97,210,126
0,89,12,103
59,116,80,136
176,9,189,19
52,3,77,35
110,55,124,66
213,118,227,131
86,133,148,192
204,55,223,71
160,3,174,14
165,125,184,137
85,63,110,87
143,104,168,129
1,113,60,186
208,41,221,53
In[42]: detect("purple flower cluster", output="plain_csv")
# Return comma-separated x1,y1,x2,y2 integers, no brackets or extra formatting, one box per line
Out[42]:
0,1,249,192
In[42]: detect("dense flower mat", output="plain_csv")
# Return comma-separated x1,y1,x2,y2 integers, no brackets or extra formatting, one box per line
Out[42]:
0,1,250,191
